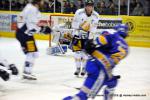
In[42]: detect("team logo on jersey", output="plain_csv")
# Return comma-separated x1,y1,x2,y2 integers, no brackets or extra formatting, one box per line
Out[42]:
125,19,136,33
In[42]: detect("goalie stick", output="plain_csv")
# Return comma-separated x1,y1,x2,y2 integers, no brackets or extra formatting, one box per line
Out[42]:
57,42,65,54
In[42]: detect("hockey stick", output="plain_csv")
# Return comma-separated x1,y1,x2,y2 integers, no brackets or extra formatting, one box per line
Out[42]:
63,84,103,97
57,42,65,54
63,75,121,97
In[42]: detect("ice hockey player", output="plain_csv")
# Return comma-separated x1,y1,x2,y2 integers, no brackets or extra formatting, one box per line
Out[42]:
71,0,99,77
0,58,18,81
16,0,51,80
63,24,129,100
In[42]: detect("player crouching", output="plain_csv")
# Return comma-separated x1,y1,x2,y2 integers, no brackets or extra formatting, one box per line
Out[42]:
63,24,129,100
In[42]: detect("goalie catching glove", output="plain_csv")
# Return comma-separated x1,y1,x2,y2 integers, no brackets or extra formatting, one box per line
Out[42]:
63,32,72,40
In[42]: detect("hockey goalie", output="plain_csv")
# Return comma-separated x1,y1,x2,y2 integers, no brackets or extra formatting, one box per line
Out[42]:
47,23,72,55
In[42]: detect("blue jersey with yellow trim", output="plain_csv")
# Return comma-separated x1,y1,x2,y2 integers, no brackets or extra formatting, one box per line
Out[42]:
95,31,128,64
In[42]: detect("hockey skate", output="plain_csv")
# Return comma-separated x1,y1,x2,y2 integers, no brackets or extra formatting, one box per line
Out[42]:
74,68,80,77
22,72,37,80
81,68,86,76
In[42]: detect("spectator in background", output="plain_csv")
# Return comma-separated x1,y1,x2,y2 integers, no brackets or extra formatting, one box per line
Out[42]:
77,0,84,9
131,2,144,16
4,0,28,11
11,1,16,10
63,0,71,13
144,0,150,16
130,0,137,14
96,1,108,15
46,0,54,12
120,0,127,15
45,0,61,13
0,0,9,10
0,1,3,10
16,1,22,11
69,2,77,14
107,0,116,15
63,1,77,14
21,0,29,10
55,0,61,13
42,1,50,12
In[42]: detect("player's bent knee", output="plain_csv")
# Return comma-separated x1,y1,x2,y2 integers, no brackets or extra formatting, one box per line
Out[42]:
26,52,39,59
33,52,39,58
74,52,81,59
106,76,118,88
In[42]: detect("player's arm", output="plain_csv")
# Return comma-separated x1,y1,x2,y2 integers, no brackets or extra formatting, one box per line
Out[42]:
25,9,51,34
89,12,99,39
84,33,109,54
95,34,108,46
72,10,80,30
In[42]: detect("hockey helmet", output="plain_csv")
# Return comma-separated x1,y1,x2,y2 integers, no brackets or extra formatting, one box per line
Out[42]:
85,0,94,6
114,24,129,38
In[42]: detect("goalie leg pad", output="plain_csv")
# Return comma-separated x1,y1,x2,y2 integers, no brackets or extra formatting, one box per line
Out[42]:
47,45,67,55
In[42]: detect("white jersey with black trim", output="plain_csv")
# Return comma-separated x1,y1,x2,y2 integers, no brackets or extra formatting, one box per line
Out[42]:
17,3,42,33
72,8,99,38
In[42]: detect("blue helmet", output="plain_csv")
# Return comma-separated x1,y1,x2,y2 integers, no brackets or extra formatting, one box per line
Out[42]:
114,24,128,38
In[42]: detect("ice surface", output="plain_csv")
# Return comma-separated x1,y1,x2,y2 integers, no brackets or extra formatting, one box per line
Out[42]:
0,38,150,100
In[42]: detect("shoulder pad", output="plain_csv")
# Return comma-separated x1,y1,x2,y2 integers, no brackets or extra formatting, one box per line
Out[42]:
92,11,99,18
75,8,85,15
101,29,116,35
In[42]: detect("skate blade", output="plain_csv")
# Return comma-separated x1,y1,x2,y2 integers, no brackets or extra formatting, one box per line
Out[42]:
22,73,37,80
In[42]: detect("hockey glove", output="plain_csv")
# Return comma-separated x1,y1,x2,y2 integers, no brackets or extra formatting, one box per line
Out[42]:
40,26,52,34
84,39,96,54
72,35,80,46
9,64,19,75
64,33,72,40
0,68,10,81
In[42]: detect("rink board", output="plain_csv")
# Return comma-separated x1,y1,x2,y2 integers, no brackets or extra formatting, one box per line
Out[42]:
0,11,150,47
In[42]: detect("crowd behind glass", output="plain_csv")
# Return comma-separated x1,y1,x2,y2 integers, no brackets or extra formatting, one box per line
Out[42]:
0,0,149,16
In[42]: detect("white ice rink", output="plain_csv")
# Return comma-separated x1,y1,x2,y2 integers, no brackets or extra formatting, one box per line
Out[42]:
0,38,150,100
